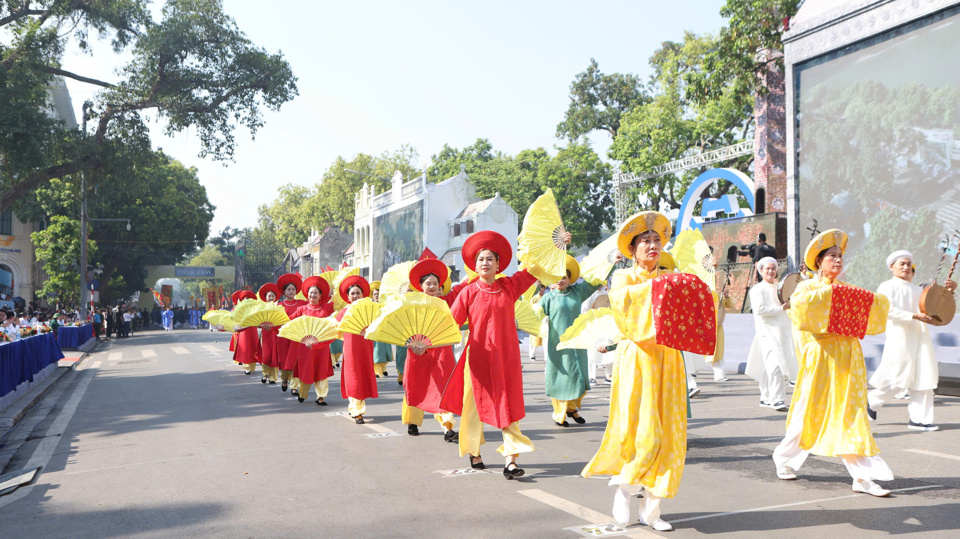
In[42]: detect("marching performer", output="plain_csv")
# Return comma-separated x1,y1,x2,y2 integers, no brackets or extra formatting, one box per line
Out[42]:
541,255,616,427
582,211,702,531
336,276,378,423
439,230,571,480
232,290,261,375
744,257,798,411
258,283,282,384
277,274,307,393
370,282,394,378
867,250,955,431
401,252,469,439
773,229,893,497
290,276,336,405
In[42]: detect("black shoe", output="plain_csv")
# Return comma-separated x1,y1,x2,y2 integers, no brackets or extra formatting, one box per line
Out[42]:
316,398,327,406
503,463,525,480
335,364,340,369
375,374,381,378
469,456,485,470
291,389,299,397
398,380,403,386
269,380,277,385
260,377,267,384
384,370,389,377
444,430,459,443
244,371,252,375
408,424,419,436
867,406,876,422
297,397,305,403
281,381,288,392
567,411,586,424
555,420,569,427
355,416,365,424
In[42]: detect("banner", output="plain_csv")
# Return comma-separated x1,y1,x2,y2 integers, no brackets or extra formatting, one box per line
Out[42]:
161,284,173,307
203,287,218,309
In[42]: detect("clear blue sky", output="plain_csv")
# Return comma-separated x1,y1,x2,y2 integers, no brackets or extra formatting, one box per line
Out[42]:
63,1,727,235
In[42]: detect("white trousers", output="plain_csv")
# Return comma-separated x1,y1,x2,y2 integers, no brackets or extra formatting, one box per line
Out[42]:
868,385,934,425
773,377,893,481
613,482,663,523
758,364,786,404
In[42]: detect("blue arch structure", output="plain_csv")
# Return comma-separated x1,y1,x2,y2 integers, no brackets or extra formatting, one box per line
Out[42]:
677,168,756,233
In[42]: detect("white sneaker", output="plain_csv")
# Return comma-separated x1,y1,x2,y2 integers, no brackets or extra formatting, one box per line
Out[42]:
688,387,701,398
612,487,631,526
777,465,797,480
638,517,674,531
772,401,788,412
852,479,890,497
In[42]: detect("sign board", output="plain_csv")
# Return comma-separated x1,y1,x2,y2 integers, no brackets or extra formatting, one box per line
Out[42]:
174,266,216,278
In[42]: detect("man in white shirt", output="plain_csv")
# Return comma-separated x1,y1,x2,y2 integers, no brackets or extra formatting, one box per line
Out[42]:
868,250,955,431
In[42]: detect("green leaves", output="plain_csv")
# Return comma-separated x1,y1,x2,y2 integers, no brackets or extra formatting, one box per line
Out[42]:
31,215,97,303
556,59,649,141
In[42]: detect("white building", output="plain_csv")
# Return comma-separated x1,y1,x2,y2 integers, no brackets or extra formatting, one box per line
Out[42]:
0,78,78,307
353,165,519,280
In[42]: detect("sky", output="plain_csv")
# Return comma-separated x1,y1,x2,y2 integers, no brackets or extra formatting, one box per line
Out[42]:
61,1,728,236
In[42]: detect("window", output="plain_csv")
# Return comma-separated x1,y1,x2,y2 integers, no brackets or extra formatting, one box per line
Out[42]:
453,223,460,237
465,219,474,233
755,188,766,214
0,210,12,236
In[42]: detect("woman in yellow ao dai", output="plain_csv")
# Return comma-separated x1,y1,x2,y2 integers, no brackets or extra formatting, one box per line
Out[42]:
773,229,893,497
581,211,686,532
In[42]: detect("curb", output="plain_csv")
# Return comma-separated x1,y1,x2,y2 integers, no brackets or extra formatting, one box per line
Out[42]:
0,339,104,444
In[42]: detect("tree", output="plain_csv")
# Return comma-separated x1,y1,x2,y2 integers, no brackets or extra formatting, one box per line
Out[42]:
256,184,313,249
427,139,500,181
32,215,97,305
609,33,754,213
16,148,215,303
0,0,298,211
556,59,649,141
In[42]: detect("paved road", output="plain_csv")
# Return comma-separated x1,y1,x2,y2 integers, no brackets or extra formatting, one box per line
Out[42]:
0,329,958,538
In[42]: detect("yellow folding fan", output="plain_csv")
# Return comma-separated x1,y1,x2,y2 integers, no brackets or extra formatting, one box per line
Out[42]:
518,188,567,284
202,310,229,325
331,267,361,311
556,308,624,350
514,300,545,336
278,316,339,346
239,302,290,329
580,234,620,286
217,312,238,332
337,298,382,336
232,298,261,324
365,292,461,349
380,261,415,299
672,229,717,291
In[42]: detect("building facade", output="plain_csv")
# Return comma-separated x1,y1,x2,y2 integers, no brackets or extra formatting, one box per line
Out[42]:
354,165,518,281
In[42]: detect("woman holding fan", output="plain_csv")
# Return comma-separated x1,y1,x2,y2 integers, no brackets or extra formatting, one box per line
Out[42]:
276,274,307,394
257,283,282,384
232,290,261,376
290,276,336,405
336,276,379,423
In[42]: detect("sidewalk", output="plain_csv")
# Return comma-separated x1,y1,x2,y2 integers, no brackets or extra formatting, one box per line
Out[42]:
0,337,100,445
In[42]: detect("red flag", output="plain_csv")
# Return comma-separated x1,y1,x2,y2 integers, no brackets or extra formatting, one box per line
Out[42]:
341,262,349,269
418,247,438,261
325,265,335,272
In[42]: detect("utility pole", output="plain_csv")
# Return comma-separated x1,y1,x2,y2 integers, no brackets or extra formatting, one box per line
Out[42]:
80,101,93,320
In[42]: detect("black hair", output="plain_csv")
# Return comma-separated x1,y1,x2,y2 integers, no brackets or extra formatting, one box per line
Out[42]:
758,232,767,242
476,249,500,262
284,283,297,293
347,284,364,295
307,285,323,296
419,273,441,285
565,269,572,279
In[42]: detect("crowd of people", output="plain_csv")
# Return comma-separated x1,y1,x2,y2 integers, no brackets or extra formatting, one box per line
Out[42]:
205,211,949,532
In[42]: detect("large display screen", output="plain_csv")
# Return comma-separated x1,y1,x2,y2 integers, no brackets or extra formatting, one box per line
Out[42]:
372,200,424,280
796,7,960,291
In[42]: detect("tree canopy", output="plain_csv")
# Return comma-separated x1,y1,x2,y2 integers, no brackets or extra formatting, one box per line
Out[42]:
0,0,298,211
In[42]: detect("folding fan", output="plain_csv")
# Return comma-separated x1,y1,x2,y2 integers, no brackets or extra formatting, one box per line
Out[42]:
217,312,238,332
338,298,382,335
232,298,261,325
318,270,339,289
278,316,339,346
520,282,539,303
295,291,307,301
580,234,620,286
517,188,567,284
331,267,361,311
514,300,545,336
202,310,229,324
240,302,291,329
380,261,415,299
556,309,624,351
672,229,717,291
365,292,461,349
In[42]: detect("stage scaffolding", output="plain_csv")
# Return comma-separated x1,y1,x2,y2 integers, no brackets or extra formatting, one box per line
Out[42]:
613,140,755,226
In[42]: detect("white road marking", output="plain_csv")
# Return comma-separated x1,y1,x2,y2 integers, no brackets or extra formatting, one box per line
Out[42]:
519,489,658,538
905,449,960,462
171,346,189,355
202,345,222,353
669,485,943,524
91,361,102,369
0,370,96,509
141,349,157,358
108,352,122,361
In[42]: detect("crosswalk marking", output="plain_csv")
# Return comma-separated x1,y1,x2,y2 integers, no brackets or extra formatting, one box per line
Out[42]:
171,346,189,355
202,345,222,353
142,349,157,358
108,352,122,361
